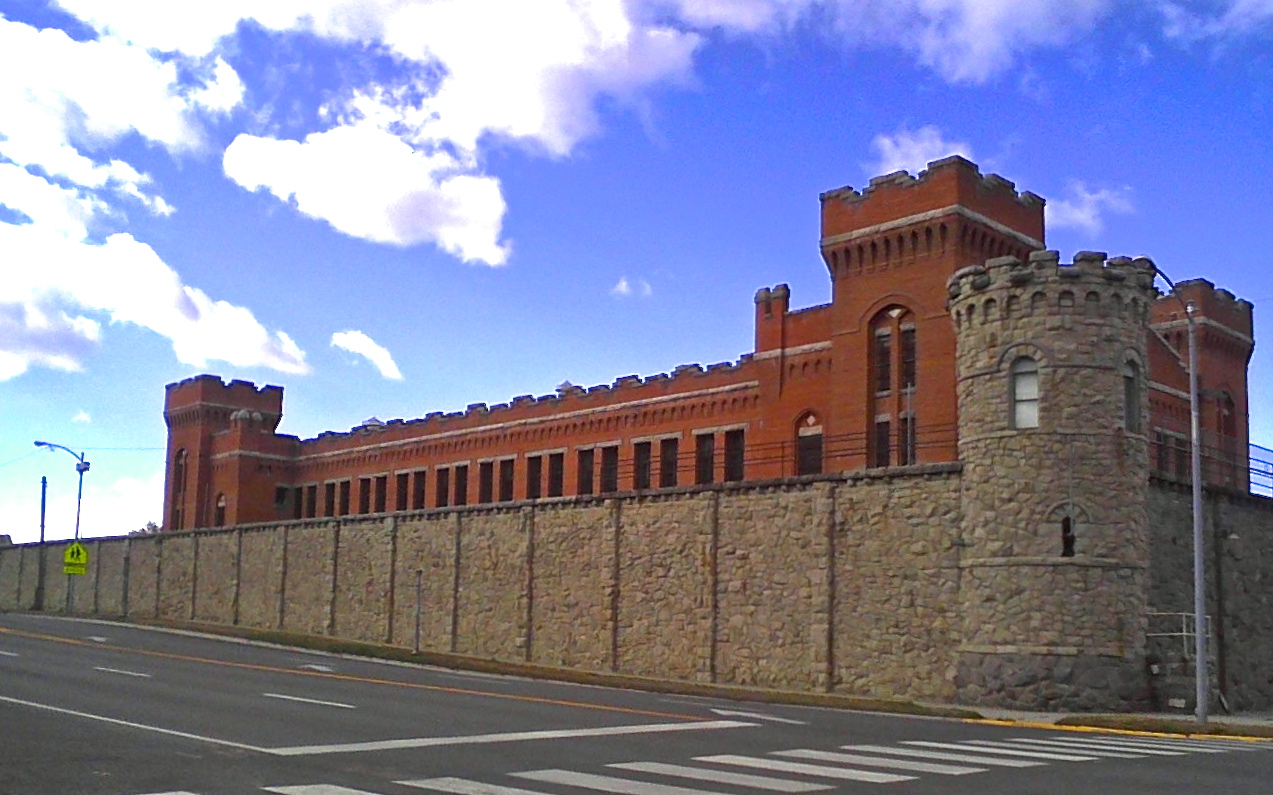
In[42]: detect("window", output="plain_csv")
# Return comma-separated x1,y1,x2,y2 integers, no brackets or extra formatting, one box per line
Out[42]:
901,327,917,390
659,438,679,487
899,415,914,466
577,449,595,495
870,307,918,466
411,470,427,510
374,475,387,513
358,478,371,514
453,465,468,506
633,442,652,490
873,419,891,468
1155,431,1169,474
1061,516,1076,557
547,453,564,497
873,330,892,395
435,468,450,508
395,473,409,512
1010,357,1040,429
293,487,304,520
525,456,541,499
214,494,226,527
170,449,187,530
324,482,336,517
500,458,516,502
478,461,494,503
275,486,289,511
338,480,351,516
1123,361,1142,433
600,446,619,493
305,485,318,519
724,430,745,482
695,434,715,485
796,413,823,476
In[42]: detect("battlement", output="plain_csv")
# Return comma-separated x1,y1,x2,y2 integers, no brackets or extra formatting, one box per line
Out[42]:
164,374,284,414
820,156,1046,247
948,250,1158,301
1151,278,1255,340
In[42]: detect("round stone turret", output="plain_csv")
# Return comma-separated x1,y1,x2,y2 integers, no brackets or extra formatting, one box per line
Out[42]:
948,250,1159,710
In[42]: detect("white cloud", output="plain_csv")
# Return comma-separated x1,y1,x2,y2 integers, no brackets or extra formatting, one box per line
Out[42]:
611,276,653,297
1045,181,1134,236
1161,1,1273,40
72,411,91,423
0,469,165,542
866,126,974,177
331,330,404,380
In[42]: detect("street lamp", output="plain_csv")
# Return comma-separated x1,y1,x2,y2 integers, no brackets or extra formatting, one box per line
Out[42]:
33,441,90,541
1149,265,1208,725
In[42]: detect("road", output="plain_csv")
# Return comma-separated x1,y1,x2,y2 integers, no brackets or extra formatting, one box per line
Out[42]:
0,613,1268,794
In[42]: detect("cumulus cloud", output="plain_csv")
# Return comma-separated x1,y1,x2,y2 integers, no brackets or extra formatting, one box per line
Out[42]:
1045,181,1134,236
1161,1,1273,41
866,126,974,177
611,276,653,297
331,330,404,380
72,411,91,423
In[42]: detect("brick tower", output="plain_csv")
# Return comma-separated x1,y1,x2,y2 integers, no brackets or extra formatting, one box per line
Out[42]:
948,251,1159,709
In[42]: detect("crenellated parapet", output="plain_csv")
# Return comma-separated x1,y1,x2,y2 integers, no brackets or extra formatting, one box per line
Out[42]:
164,374,283,432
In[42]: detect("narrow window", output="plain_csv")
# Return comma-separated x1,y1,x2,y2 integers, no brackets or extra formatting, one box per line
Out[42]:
547,453,564,497
338,480,352,516
214,494,227,527
172,449,187,500
796,413,823,476
695,434,715,485
870,307,918,466
453,465,468,507
478,461,494,504
1011,357,1040,429
659,438,679,487
525,456,542,499
901,326,917,390
873,418,892,468
600,446,619,493
357,477,371,514
1123,361,1141,433
293,486,304,520
374,475,387,513
395,473,409,512
501,458,517,501
874,330,892,395
1061,516,1076,557
577,449,595,495
1155,431,1168,474
305,485,318,519
324,482,336,517
1173,437,1189,480
411,470,427,510
633,442,652,490
275,486,289,511
724,429,745,482
899,415,914,465
435,468,450,508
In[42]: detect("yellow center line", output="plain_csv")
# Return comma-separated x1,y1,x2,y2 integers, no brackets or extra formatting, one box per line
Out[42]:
0,625,700,722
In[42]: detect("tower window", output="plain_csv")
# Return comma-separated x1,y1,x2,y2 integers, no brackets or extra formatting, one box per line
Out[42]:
214,494,226,527
869,308,918,466
1010,357,1040,429
796,413,823,476
724,429,745,482
873,418,891,468
1123,361,1142,433
1061,516,1076,557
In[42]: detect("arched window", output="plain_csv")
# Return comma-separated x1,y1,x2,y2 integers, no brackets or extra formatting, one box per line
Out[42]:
214,494,227,527
870,307,918,466
1061,516,1076,557
796,412,823,476
1010,357,1040,429
1123,360,1142,433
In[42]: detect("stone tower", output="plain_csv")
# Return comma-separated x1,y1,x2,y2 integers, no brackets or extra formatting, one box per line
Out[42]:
948,250,1159,710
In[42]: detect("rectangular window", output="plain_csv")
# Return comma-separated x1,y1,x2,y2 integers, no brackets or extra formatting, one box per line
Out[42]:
500,458,516,502
633,442,652,490
357,477,371,514
1173,437,1189,480
659,437,679,488
901,326,917,390
478,461,494,504
274,486,289,512
435,468,450,508
874,331,892,394
547,453,564,497
577,449,595,496
324,482,336,517
291,487,303,519
600,445,619,493
695,433,715,485
304,485,317,519
873,419,892,468
395,473,409,512
525,456,542,499
339,480,351,516
1123,364,1142,433
453,465,468,507
411,470,427,510
899,415,914,465
724,429,745,482
797,432,823,475
374,475,387,513
1156,431,1168,473
1011,359,1040,430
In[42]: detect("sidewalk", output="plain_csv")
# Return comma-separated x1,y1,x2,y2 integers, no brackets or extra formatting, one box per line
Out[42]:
965,706,1273,738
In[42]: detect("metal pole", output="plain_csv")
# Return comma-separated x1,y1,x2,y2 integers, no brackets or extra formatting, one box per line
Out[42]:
73,459,86,541
1187,302,1208,724
35,476,47,610
414,569,423,655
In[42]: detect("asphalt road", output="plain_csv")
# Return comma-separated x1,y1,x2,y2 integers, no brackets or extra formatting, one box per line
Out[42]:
0,613,1269,795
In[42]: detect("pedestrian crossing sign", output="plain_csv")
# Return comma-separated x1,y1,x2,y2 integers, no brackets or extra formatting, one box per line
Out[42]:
63,541,88,575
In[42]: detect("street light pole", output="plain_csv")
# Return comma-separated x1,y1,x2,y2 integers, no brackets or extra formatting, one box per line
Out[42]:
1150,267,1208,725
33,441,90,541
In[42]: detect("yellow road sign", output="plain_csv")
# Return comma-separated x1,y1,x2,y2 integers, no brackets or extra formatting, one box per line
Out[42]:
63,541,88,575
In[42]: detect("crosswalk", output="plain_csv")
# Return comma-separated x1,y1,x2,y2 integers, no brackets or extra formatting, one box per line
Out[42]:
142,733,1269,794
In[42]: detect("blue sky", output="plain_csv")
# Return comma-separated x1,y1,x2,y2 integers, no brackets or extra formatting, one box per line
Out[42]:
2,1,1272,542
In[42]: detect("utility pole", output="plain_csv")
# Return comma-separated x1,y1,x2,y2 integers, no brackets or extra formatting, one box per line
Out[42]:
35,476,47,610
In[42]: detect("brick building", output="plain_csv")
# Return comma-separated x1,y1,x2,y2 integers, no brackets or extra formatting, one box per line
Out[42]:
162,156,1254,532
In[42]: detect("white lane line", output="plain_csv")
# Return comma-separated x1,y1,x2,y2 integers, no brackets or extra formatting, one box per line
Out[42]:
263,693,356,710
994,740,1146,759
0,694,269,754
1013,738,1190,756
841,745,1045,768
270,720,755,757
263,786,382,794
399,778,552,795
87,636,109,643
299,663,336,672
93,666,152,679
139,792,202,794
710,708,808,725
609,761,832,792
774,748,985,775
903,741,1097,761
515,769,732,795
1059,736,1236,753
693,755,915,784
0,650,18,657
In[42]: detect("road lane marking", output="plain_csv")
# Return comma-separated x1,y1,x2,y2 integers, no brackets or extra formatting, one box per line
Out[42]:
263,693,356,710
0,650,18,657
693,755,915,784
401,779,554,795
0,694,269,754
299,664,336,672
515,769,733,795
774,748,986,775
1059,735,1240,753
608,761,832,792
991,740,1146,759
903,741,1097,761
87,636,109,642
1013,738,1190,756
93,666,152,678
269,720,754,756
840,745,1045,768
263,787,383,794
709,708,807,725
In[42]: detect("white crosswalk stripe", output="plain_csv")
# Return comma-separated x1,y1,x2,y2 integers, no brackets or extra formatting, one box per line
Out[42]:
903,740,1098,761
607,761,832,792
772,749,986,776
514,769,732,795
400,778,552,795
1005,738,1176,757
1057,735,1251,752
262,786,383,795
693,754,915,784
840,744,1047,768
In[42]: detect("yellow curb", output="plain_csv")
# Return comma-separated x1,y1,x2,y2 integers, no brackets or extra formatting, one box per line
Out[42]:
963,717,1273,743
